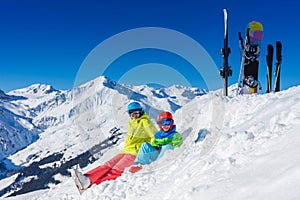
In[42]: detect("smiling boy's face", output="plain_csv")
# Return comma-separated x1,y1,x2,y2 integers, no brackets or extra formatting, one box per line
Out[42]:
161,125,171,132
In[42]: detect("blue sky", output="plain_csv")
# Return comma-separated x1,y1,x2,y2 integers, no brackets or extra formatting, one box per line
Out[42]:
1,0,299,93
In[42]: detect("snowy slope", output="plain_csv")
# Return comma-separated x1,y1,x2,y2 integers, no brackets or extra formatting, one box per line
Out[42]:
63,86,300,200
1,80,300,199
0,90,39,163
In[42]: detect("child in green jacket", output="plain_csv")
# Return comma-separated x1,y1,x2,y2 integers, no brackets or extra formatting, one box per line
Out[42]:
130,111,183,172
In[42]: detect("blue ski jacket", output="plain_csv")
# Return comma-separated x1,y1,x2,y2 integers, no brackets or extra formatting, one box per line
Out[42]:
151,125,183,149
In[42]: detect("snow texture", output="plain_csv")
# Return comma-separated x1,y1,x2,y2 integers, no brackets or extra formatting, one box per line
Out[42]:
0,76,299,200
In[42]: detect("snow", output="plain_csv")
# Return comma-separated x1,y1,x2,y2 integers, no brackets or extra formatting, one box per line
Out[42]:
0,77,299,199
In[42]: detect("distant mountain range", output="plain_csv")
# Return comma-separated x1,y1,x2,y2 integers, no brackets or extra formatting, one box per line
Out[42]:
0,75,206,196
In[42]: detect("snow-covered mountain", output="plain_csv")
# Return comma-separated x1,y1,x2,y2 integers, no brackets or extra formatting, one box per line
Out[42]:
0,90,39,166
0,76,206,197
0,77,299,200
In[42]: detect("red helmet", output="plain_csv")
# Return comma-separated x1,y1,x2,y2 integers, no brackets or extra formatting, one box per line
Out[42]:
157,111,174,130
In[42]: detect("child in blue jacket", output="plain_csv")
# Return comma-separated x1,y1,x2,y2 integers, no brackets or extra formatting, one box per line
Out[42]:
130,111,183,172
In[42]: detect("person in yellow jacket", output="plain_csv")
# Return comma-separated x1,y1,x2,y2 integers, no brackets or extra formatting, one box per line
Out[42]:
72,102,157,192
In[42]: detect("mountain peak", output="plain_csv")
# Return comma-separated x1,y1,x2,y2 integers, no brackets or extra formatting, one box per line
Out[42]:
9,84,59,97
28,84,58,94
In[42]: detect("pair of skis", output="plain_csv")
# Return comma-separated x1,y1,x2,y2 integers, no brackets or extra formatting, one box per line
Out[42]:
219,9,232,96
236,30,249,95
266,41,282,93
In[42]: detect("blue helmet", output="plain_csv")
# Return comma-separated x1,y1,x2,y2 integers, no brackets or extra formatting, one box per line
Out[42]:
127,102,142,111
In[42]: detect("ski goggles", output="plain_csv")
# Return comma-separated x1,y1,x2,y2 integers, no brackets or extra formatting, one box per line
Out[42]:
157,118,173,126
128,109,142,117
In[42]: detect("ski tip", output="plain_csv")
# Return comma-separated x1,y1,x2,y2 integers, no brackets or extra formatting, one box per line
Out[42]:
238,32,243,41
276,41,282,47
267,44,274,51
223,9,229,17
